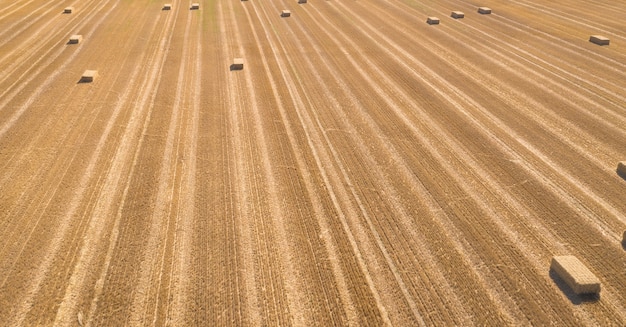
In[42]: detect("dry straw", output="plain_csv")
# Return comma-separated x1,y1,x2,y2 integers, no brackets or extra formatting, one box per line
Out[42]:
551,256,600,295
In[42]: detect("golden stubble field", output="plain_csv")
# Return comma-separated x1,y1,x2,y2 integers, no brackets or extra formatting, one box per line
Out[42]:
0,0,625,325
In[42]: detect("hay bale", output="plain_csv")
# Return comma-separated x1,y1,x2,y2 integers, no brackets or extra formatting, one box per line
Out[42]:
80,70,98,83
190,3,200,9
589,35,609,46
427,17,440,25
551,256,600,295
281,10,291,17
68,35,82,44
617,161,626,177
64,7,74,14
451,11,464,19
231,58,244,70
163,4,172,10
298,0,307,3
478,7,492,14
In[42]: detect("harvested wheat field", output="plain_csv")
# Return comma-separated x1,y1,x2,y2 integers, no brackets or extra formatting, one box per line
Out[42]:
1,0,625,325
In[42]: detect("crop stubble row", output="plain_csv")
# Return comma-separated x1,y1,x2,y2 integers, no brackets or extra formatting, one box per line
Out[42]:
236,0,620,324
334,0,620,322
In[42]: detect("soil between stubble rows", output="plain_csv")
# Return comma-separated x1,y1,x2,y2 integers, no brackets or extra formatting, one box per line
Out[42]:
0,0,625,325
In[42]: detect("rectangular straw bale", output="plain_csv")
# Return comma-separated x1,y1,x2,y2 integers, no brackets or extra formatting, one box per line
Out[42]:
163,4,172,10
298,0,307,3
618,162,626,177
478,7,492,14
281,10,291,17
190,3,200,9
232,58,244,70
427,17,440,25
68,35,82,44
81,70,98,83
64,7,74,14
551,256,601,295
589,35,610,45
451,11,464,19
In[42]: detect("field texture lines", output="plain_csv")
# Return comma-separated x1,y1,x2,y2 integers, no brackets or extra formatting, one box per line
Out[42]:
0,0,625,325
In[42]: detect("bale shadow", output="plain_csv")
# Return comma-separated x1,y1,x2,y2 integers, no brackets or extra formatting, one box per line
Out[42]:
617,168,626,180
622,239,626,251
549,269,600,304
229,64,242,71
76,78,93,84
